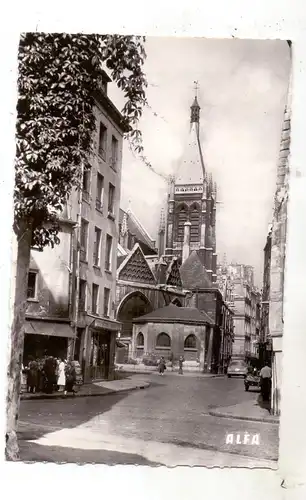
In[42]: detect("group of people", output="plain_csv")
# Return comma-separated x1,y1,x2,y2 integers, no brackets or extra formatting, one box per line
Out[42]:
158,355,185,375
22,355,77,395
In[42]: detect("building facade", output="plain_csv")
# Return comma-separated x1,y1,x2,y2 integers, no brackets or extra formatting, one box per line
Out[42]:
268,58,291,416
164,95,217,283
217,262,261,364
24,70,128,382
259,227,273,365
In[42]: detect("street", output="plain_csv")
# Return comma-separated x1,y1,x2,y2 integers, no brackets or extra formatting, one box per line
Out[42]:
18,374,279,467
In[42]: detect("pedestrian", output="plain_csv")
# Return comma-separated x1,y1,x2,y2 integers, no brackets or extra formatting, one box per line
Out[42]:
158,356,166,376
65,360,76,395
27,356,38,393
57,357,66,392
259,363,272,402
178,355,184,375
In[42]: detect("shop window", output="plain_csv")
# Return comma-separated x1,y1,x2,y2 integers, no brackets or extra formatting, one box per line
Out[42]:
156,332,171,348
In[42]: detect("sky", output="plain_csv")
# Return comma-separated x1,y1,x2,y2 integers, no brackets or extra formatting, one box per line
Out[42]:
108,38,291,287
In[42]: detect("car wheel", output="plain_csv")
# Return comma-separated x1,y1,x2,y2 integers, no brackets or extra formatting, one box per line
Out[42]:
245,385,249,391
228,374,231,378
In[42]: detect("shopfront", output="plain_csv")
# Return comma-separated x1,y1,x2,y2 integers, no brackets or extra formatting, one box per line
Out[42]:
83,316,121,382
24,319,75,364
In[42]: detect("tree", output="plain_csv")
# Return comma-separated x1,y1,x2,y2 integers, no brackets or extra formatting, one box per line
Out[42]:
6,33,147,460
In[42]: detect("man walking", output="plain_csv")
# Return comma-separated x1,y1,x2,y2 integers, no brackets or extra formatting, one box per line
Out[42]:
259,362,272,402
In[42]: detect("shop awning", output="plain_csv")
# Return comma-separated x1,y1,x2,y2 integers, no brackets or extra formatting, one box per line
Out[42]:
25,320,75,338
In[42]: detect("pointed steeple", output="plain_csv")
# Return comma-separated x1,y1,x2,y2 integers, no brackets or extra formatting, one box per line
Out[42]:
191,81,200,124
175,84,205,185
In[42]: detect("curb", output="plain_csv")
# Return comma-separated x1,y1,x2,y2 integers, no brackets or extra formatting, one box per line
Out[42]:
20,382,150,401
208,409,279,424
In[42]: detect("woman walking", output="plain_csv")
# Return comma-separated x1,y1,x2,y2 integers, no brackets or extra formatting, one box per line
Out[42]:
57,357,66,392
65,360,76,395
27,356,39,393
158,356,166,376
178,355,185,375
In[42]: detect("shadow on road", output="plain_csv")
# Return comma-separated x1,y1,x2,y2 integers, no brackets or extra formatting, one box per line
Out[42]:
18,441,162,465
18,391,130,442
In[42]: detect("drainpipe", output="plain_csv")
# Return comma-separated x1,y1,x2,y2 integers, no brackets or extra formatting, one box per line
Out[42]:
71,159,84,361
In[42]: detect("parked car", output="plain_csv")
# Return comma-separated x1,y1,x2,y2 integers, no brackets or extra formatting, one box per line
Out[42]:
227,360,248,378
244,372,261,391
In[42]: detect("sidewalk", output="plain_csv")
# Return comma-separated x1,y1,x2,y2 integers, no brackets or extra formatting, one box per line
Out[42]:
116,363,225,377
209,398,279,424
21,376,150,401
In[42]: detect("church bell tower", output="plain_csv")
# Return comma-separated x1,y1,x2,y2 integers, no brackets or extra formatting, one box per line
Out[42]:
164,84,217,284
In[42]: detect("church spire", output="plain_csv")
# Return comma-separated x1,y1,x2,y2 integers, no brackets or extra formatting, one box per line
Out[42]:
191,81,200,124
174,83,205,185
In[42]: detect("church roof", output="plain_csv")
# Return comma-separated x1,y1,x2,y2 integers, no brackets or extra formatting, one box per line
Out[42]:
133,303,214,325
117,243,157,285
175,96,205,185
180,251,212,289
119,208,157,254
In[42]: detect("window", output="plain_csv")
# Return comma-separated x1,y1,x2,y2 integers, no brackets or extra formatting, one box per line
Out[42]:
176,205,188,241
156,332,171,347
93,227,102,267
184,334,197,349
108,183,115,214
111,135,118,170
92,283,99,315
105,234,112,271
79,279,87,311
136,332,144,347
98,122,107,159
82,165,91,202
80,219,89,261
103,287,110,317
27,271,38,300
190,204,200,242
96,173,104,210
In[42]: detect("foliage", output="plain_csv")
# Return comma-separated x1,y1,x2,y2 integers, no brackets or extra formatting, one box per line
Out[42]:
15,33,147,248
142,353,158,366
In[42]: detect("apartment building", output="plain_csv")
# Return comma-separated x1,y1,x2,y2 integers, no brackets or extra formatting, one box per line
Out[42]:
217,262,261,362
24,70,128,381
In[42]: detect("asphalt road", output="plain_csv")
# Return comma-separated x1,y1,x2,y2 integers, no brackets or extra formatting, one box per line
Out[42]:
18,374,279,467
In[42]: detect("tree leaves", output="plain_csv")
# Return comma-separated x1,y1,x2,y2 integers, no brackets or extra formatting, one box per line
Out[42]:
15,33,147,248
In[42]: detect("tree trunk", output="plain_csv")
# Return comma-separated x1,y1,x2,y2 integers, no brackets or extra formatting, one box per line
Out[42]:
6,218,32,461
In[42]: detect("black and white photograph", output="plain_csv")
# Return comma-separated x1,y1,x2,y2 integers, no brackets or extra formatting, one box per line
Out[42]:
5,33,292,469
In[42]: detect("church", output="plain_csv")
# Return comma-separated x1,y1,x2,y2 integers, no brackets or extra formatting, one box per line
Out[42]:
116,90,234,373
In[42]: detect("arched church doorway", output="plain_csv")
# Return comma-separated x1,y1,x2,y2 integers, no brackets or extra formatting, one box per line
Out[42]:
117,291,153,341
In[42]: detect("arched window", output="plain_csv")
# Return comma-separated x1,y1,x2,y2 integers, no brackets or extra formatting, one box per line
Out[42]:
176,205,188,242
156,332,171,347
136,332,144,347
190,204,200,242
184,334,197,349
